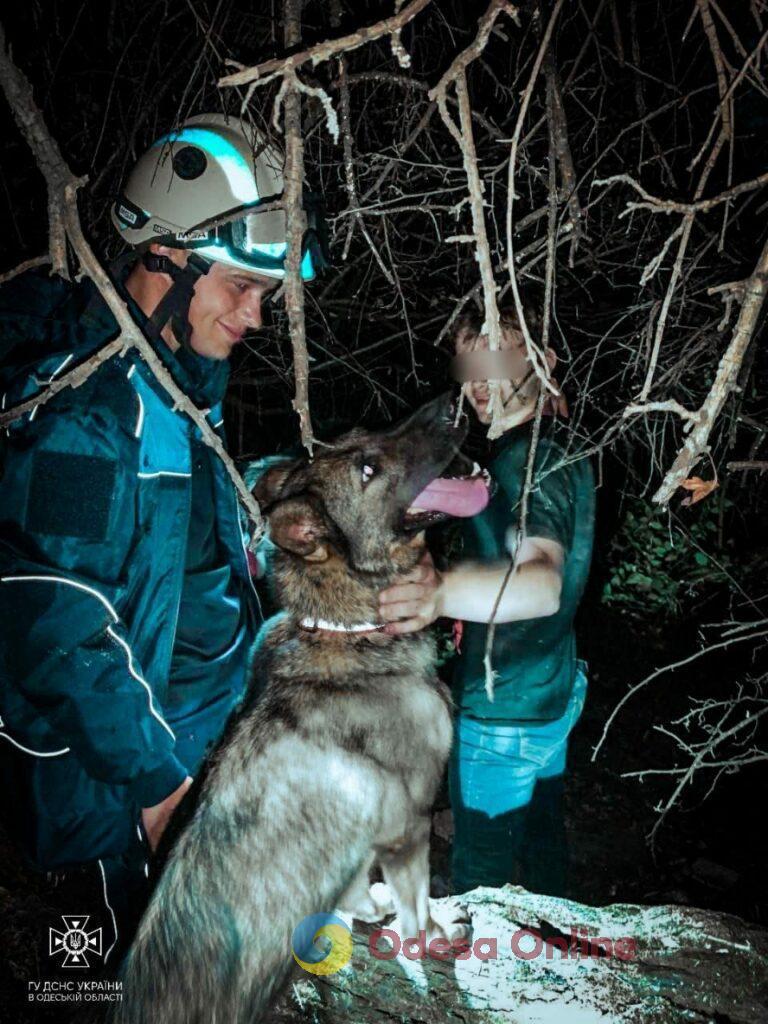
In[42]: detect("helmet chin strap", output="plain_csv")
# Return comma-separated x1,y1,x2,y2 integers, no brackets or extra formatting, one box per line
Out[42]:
143,251,212,350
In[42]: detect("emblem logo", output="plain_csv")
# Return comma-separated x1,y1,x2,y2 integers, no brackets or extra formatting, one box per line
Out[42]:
49,916,103,968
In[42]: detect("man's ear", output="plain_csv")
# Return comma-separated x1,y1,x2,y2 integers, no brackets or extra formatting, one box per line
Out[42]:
545,346,557,374
252,458,306,510
267,498,329,563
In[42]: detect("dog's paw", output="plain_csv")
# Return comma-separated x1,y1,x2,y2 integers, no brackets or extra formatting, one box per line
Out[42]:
427,900,473,945
425,917,472,946
369,882,396,917
344,882,397,924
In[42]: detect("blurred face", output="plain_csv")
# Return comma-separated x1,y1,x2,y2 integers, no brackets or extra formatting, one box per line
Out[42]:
454,325,537,425
185,260,279,360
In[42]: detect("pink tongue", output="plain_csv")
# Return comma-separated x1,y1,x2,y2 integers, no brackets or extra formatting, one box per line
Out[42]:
409,476,490,517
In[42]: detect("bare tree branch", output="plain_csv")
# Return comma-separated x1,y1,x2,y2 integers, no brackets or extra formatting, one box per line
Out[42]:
0,337,125,427
429,0,519,99
429,0,521,434
653,234,768,503
727,460,768,471
596,170,768,216
280,0,314,454
219,0,433,89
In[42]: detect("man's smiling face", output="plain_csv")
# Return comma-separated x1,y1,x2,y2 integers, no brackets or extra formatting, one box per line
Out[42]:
186,260,279,360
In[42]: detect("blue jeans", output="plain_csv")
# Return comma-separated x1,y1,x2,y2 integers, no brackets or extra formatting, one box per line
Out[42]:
449,662,587,895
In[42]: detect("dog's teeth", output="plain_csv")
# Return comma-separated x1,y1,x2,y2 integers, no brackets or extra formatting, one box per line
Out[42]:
472,462,481,476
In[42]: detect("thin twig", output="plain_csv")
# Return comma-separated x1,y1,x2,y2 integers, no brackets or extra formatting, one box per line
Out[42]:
592,626,768,761
219,0,433,89
505,0,565,400
0,254,50,286
483,388,547,701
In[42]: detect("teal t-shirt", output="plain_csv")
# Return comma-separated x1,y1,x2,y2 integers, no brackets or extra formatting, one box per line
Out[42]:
452,422,595,723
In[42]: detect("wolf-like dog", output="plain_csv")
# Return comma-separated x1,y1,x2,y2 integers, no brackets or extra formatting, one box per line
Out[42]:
115,394,490,1024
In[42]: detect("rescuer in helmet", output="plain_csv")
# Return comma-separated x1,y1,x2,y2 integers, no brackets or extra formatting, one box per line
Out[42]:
112,111,320,355
0,114,320,962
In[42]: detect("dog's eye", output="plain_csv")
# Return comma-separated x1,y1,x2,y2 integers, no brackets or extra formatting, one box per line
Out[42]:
361,463,377,485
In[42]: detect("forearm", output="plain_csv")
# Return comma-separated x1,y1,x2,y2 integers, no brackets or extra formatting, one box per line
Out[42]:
438,559,562,623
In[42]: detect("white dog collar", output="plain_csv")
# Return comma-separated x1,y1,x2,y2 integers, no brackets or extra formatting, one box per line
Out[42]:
299,617,385,634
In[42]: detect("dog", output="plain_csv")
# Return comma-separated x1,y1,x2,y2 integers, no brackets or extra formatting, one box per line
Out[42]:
114,393,490,1023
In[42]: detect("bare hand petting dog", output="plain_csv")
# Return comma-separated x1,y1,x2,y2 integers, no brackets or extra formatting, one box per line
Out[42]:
142,776,193,851
378,551,443,634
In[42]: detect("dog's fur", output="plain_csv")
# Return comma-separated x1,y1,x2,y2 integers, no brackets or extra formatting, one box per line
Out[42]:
115,395,471,1023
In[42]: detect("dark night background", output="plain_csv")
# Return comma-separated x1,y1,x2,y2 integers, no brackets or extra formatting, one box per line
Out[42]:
1,0,767,1018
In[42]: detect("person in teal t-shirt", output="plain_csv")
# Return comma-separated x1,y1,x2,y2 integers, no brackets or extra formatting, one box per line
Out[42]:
379,303,594,895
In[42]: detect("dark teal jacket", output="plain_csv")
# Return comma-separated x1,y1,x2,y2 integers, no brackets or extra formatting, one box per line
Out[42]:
0,267,260,869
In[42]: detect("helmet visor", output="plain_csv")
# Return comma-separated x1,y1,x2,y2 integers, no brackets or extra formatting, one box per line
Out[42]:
194,211,315,281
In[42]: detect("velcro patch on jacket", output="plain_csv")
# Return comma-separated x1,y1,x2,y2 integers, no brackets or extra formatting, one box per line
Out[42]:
26,451,117,541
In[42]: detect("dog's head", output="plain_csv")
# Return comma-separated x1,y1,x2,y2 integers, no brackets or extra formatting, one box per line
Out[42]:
253,394,490,576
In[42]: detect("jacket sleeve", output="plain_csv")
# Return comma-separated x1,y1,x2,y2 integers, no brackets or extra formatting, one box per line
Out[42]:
0,368,188,808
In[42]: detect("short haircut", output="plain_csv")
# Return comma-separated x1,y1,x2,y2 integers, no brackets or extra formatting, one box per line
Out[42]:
451,296,541,346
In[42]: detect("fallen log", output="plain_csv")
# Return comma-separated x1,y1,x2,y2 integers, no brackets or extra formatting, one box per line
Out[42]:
274,885,768,1024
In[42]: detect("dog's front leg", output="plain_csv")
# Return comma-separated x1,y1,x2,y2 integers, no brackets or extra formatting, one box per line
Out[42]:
380,820,472,948
379,818,435,941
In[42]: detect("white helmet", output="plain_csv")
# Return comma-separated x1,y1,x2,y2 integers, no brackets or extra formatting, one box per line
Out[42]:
111,113,316,281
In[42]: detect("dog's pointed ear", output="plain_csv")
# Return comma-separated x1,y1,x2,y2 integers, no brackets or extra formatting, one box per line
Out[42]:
267,498,329,563
252,458,306,510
